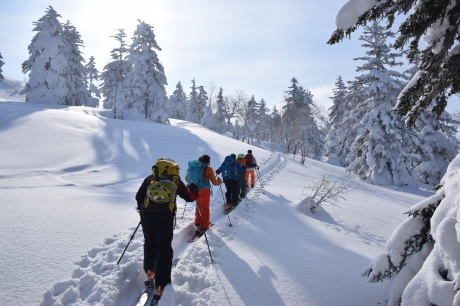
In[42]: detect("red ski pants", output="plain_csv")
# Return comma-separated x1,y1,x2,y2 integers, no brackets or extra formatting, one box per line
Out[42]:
195,188,211,230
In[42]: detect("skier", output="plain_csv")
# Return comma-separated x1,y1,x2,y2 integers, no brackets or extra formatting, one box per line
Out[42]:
245,150,258,189
135,157,198,302
191,154,221,238
236,153,247,199
216,155,244,212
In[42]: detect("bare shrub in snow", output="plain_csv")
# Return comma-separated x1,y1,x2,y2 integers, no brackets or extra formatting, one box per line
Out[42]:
302,175,354,213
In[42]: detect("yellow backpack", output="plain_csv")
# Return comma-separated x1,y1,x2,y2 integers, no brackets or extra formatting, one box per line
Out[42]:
144,158,181,213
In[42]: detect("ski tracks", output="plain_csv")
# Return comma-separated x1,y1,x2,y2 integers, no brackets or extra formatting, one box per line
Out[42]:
166,152,287,305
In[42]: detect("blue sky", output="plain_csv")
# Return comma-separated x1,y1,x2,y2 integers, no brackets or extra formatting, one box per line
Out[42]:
0,0,387,110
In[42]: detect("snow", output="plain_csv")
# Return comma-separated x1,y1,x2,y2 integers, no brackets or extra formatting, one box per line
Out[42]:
335,0,378,30
0,94,434,305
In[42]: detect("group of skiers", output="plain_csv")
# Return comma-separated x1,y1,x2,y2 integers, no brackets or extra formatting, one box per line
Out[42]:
135,150,258,303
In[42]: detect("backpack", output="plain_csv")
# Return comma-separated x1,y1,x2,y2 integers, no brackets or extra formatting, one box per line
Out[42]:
245,154,255,168
220,156,238,180
186,160,209,190
143,158,180,213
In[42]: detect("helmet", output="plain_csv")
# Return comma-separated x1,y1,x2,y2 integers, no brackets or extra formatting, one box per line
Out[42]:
146,180,176,204
237,154,245,158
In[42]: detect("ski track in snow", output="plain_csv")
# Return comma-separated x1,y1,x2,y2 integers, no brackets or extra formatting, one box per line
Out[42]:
40,152,286,305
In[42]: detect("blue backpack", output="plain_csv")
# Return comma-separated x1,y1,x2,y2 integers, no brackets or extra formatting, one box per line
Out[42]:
186,160,209,189
219,156,238,180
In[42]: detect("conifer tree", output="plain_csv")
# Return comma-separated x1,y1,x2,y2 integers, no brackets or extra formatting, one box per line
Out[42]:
343,21,419,186
330,1,460,304
0,51,4,80
121,20,168,123
324,76,348,162
186,79,200,123
328,0,460,126
213,87,228,133
269,106,282,152
62,20,89,106
100,29,130,117
21,6,68,104
169,81,187,120
85,55,100,107
255,98,270,145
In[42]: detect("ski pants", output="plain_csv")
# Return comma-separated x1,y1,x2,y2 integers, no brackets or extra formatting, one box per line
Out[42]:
238,172,247,198
224,179,240,206
195,188,211,230
245,170,256,186
140,212,174,287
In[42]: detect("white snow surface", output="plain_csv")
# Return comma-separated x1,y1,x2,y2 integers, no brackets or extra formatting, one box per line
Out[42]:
0,98,433,305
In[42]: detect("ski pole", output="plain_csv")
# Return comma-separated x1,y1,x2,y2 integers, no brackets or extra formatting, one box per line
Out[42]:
182,201,188,220
196,204,215,265
117,221,141,265
256,168,265,189
218,183,232,226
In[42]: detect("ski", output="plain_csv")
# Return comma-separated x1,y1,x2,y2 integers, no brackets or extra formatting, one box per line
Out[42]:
133,281,155,306
188,223,214,242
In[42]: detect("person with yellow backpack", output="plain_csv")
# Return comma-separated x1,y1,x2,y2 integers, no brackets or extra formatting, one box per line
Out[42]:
135,157,198,303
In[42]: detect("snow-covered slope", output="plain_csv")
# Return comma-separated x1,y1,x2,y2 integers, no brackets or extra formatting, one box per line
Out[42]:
0,100,432,305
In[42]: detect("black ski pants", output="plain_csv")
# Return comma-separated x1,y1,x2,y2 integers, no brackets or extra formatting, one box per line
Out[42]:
139,212,174,287
223,178,239,206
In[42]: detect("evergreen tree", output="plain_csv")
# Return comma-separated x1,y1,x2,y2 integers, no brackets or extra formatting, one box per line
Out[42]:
344,21,419,186
330,1,460,304
21,6,68,104
121,20,168,123
269,106,282,152
196,85,208,119
100,29,130,117
201,105,215,130
0,51,4,80
328,0,460,126
282,78,323,161
186,79,200,123
85,55,101,107
324,76,348,161
169,81,187,120
254,98,270,145
62,20,89,106
213,87,228,134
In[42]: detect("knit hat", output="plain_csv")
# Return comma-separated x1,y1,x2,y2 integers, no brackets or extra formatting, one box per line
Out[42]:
231,154,236,159
247,150,252,154
238,154,245,158
199,154,210,164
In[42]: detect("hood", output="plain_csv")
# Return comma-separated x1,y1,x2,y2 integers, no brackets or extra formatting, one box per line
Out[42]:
223,155,234,165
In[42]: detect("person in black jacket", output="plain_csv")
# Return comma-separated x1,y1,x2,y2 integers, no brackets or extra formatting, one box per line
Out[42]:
135,158,198,302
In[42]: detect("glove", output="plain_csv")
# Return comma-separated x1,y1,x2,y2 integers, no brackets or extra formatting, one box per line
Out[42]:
217,177,223,184
188,182,199,192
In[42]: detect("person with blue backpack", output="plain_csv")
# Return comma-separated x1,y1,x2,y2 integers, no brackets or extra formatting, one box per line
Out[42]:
216,154,244,213
186,154,221,238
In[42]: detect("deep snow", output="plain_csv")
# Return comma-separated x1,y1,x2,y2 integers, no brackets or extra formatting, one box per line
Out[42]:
0,96,433,305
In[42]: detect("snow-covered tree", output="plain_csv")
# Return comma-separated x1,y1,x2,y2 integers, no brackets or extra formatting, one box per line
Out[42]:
213,87,228,134
254,98,271,145
100,29,130,117
201,105,214,130
85,55,100,107
282,77,323,162
169,81,187,120
343,21,419,186
120,20,168,123
330,1,460,304
324,76,348,162
186,79,201,124
61,20,89,106
269,106,282,151
196,85,208,120
0,51,4,80
328,0,460,127
21,6,68,104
